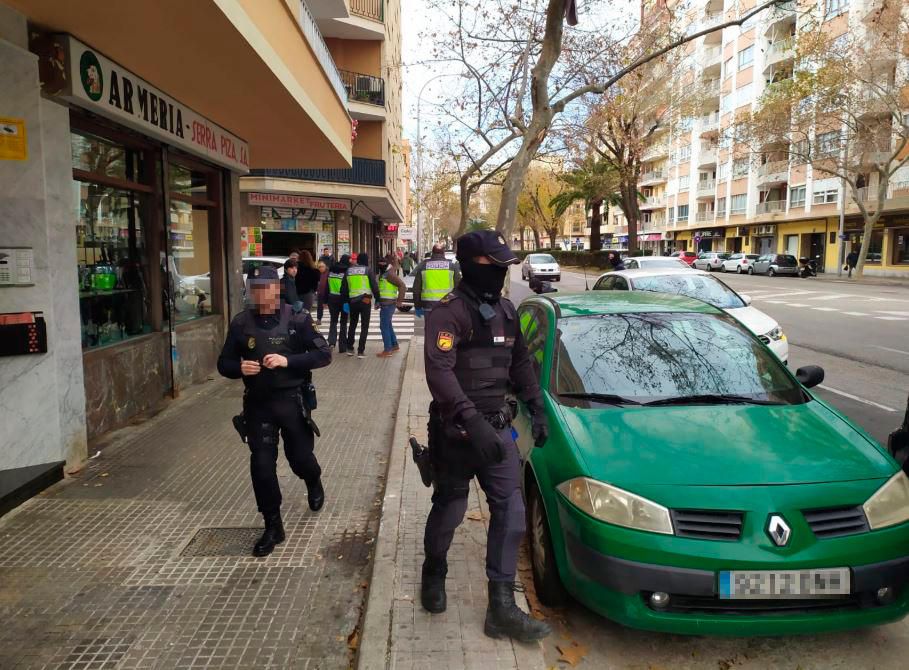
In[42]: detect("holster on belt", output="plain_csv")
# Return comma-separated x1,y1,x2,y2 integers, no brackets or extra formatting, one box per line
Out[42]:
296,391,321,437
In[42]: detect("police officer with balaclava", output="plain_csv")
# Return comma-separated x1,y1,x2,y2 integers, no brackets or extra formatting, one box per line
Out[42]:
421,230,551,642
412,243,460,318
217,266,331,557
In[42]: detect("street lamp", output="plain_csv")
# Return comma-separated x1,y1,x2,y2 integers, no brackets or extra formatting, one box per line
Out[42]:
415,71,467,255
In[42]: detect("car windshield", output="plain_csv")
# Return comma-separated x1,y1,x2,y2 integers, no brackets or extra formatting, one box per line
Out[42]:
553,312,804,405
530,254,556,264
630,274,745,309
639,258,689,268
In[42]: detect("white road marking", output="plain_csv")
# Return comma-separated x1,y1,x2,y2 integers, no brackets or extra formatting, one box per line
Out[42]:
874,316,908,321
750,291,817,300
764,300,789,304
875,311,909,317
843,312,869,316
805,294,853,301
874,345,909,357
817,385,898,412
811,307,838,312
784,303,810,307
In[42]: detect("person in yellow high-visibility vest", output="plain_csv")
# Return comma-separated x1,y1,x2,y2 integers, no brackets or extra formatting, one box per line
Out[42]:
412,244,460,318
341,251,380,358
376,254,406,358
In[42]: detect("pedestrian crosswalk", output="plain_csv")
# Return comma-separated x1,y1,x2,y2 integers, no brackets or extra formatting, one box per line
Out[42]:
743,288,909,321
312,309,417,343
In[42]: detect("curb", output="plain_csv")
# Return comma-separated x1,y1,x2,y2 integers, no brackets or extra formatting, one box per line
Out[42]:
357,338,418,670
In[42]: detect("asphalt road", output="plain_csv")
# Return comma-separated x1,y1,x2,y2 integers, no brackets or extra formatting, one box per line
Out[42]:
508,265,909,669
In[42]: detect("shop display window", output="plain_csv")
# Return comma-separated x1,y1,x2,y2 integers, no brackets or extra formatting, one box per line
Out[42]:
893,229,909,265
169,199,213,321
850,230,884,264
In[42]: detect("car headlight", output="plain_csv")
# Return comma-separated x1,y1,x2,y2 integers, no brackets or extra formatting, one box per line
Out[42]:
557,477,673,534
863,471,909,530
766,326,786,341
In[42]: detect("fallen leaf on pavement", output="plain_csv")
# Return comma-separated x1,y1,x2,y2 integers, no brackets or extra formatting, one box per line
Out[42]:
557,641,588,667
466,510,486,521
347,630,360,651
100,472,110,477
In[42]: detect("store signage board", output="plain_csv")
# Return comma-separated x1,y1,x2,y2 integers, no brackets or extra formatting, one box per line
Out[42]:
397,225,416,241
249,192,350,211
0,117,27,161
57,35,249,173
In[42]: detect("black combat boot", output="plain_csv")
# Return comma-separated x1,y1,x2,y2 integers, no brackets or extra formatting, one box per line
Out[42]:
484,581,551,642
420,559,448,613
252,512,285,557
307,479,325,512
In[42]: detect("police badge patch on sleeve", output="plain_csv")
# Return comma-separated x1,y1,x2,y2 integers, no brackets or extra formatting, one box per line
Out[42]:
436,331,454,351
247,337,256,350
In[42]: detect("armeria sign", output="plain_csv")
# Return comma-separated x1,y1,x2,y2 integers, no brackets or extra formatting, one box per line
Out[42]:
58,35,250,173
248,192,350,211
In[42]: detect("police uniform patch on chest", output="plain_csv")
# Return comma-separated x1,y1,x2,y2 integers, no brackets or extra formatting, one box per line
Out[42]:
247,336,256,350
436,331,454,351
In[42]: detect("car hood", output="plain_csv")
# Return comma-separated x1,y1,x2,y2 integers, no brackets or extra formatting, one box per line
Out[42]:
724,305,777,338
556,401,893,487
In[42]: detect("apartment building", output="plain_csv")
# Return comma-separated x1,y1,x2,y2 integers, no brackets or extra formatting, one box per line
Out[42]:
0,0,358,512
607,0,909,277
240,0,406,262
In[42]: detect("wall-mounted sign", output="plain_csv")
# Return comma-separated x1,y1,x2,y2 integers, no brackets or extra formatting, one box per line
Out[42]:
248,192,350,211
397,225,416,241
0,247,34,286
54,35,249,173
0,117,27,161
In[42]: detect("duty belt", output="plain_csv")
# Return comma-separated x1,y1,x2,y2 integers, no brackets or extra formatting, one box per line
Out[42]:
483,403,515,431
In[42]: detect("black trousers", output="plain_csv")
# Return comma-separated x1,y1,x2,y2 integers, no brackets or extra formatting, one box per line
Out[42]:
245,393,321,515
423,426,524,581
347,299,372,354
316,293,325,321
327,297,348,352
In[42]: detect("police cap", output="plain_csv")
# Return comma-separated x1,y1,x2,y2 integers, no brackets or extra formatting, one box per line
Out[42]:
248,265,280,285
456,230,519,267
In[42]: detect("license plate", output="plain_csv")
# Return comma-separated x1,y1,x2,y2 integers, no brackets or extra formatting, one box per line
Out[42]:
719,568,850,599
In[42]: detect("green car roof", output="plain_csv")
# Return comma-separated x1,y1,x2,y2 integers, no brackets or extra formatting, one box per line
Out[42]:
537,291,723,317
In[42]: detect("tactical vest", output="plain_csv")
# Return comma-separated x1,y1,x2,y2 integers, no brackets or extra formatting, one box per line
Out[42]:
378,272,398,302
451,289,517,412
346,266,369,298
328,271,344,296
421,260,455,303
238,305,310,395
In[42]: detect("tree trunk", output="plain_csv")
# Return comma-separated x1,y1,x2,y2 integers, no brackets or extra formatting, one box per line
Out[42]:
456,177,472,239
853,175,889,279
532,227,541,250
547,225,560,249
589,198,603,251
618,178,640,254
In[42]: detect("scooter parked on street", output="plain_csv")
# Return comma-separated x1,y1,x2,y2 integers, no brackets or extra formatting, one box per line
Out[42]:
799,255,819,278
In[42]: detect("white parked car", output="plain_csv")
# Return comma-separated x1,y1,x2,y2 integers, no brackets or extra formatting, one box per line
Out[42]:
521,253,561,282
622,256,691,270
721,253,761,274
693,251,730,272
242,256,287,282
592,268,789,362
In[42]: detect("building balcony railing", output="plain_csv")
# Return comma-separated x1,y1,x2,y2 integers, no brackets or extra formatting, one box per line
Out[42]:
697,179,716,194
350,0,384,22
757,159,789,185
250,157,386,187
703,79,721,97
641,169,667,184
701,12,724,30
764,1,797,35
703,46,723,69
298,1,348,105
756,200,786,215
854,180,909,203
765,38,795,70
698,147,718,167
700,115,720,134
640,195,666,210
643,142,670,161
339,70,385,106
695,211,715,223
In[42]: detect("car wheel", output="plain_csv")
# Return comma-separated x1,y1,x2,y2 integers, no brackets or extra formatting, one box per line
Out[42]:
768,268,776,277
528,480,568,607
704,264,711,272
747,266,754,275
736,265,743,274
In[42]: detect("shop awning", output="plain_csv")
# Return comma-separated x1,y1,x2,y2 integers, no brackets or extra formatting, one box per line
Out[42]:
13,0,352,169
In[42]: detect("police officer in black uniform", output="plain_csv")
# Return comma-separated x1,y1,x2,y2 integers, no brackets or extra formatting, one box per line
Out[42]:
217,266,331,557
421,230,551,642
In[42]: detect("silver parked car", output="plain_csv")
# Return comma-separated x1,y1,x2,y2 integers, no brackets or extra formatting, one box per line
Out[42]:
751,253,799,277
693,251,730,272
521,253,561,281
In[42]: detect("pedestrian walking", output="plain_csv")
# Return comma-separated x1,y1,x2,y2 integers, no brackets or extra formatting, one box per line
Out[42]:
412,244,460,318
846,250,859,278
401,251,415,277
281,259,303,312
326,254,351,353
420,230,552,642
316,260,328,324
318,247,334,267
376,254,406,358
216,265,331,557
294,250,321,313
341,251,380,359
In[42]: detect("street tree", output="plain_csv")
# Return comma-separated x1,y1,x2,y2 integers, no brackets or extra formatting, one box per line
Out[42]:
734,1,909,277
520,164,568,249
548,156,621,251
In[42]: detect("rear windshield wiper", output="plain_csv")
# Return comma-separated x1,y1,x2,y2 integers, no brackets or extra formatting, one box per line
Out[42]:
558,392,642,406
644,394,785,407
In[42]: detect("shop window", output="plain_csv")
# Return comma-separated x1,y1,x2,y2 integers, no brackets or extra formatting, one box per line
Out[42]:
849,230,884,264
72,131,152,349
893,230,909,264
785,234,799,256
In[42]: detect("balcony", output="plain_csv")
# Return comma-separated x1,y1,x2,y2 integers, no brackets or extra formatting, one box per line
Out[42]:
250,157,386,187
703,79,721,99
298,0,348,104
340,70,385,106
350,0,384,21
701,12,724,31
757,160,789,186
698,147,718,167
643,142,670,161
318,0,386,39
755,200,786,216
764,1,796,36
703,46,723,74
696,180,716,198
640,196,666,210
764,38,795,73
641,169,667,185
695,211,716,223
699,114,720,136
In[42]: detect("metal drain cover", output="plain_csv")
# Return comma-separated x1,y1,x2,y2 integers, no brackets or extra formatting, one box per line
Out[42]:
181,527,261,557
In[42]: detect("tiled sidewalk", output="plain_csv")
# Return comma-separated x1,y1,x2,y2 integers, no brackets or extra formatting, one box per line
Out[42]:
0,347,407,669
358,336,545,670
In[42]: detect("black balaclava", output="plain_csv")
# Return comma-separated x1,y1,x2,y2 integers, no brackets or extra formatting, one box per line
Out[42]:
358,252,369,267
460,260,508,302
377,258,389,274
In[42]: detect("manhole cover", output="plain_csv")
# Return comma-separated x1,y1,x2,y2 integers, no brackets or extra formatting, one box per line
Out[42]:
181,527,261,557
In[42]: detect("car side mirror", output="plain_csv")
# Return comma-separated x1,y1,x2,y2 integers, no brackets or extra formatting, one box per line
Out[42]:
795,365,824,389
740,294,752,306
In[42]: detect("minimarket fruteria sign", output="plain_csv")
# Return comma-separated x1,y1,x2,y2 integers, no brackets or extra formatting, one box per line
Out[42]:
248,192,350,211
57,35,250,173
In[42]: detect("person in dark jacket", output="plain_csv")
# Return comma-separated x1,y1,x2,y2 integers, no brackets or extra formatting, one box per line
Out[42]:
606,250,626,271
846,250,859,278
316,260,329,324
294,250,321,313
281,259,302,312
341,251,380,359
326,255,351,353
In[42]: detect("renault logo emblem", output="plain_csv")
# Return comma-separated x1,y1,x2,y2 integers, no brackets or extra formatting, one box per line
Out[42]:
767,515,791,547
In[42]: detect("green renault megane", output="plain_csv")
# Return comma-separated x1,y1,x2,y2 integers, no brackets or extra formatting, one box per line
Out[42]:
511,291,909,635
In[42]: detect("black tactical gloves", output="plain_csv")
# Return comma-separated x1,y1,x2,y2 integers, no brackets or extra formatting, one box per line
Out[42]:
530,407,549,448
464,412,504,464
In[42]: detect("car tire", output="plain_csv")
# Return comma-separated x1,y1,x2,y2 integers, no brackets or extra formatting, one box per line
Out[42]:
768,268,776,277
528,480,568,607
736,266,743,274
704,264,711,272
747,266,754,275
